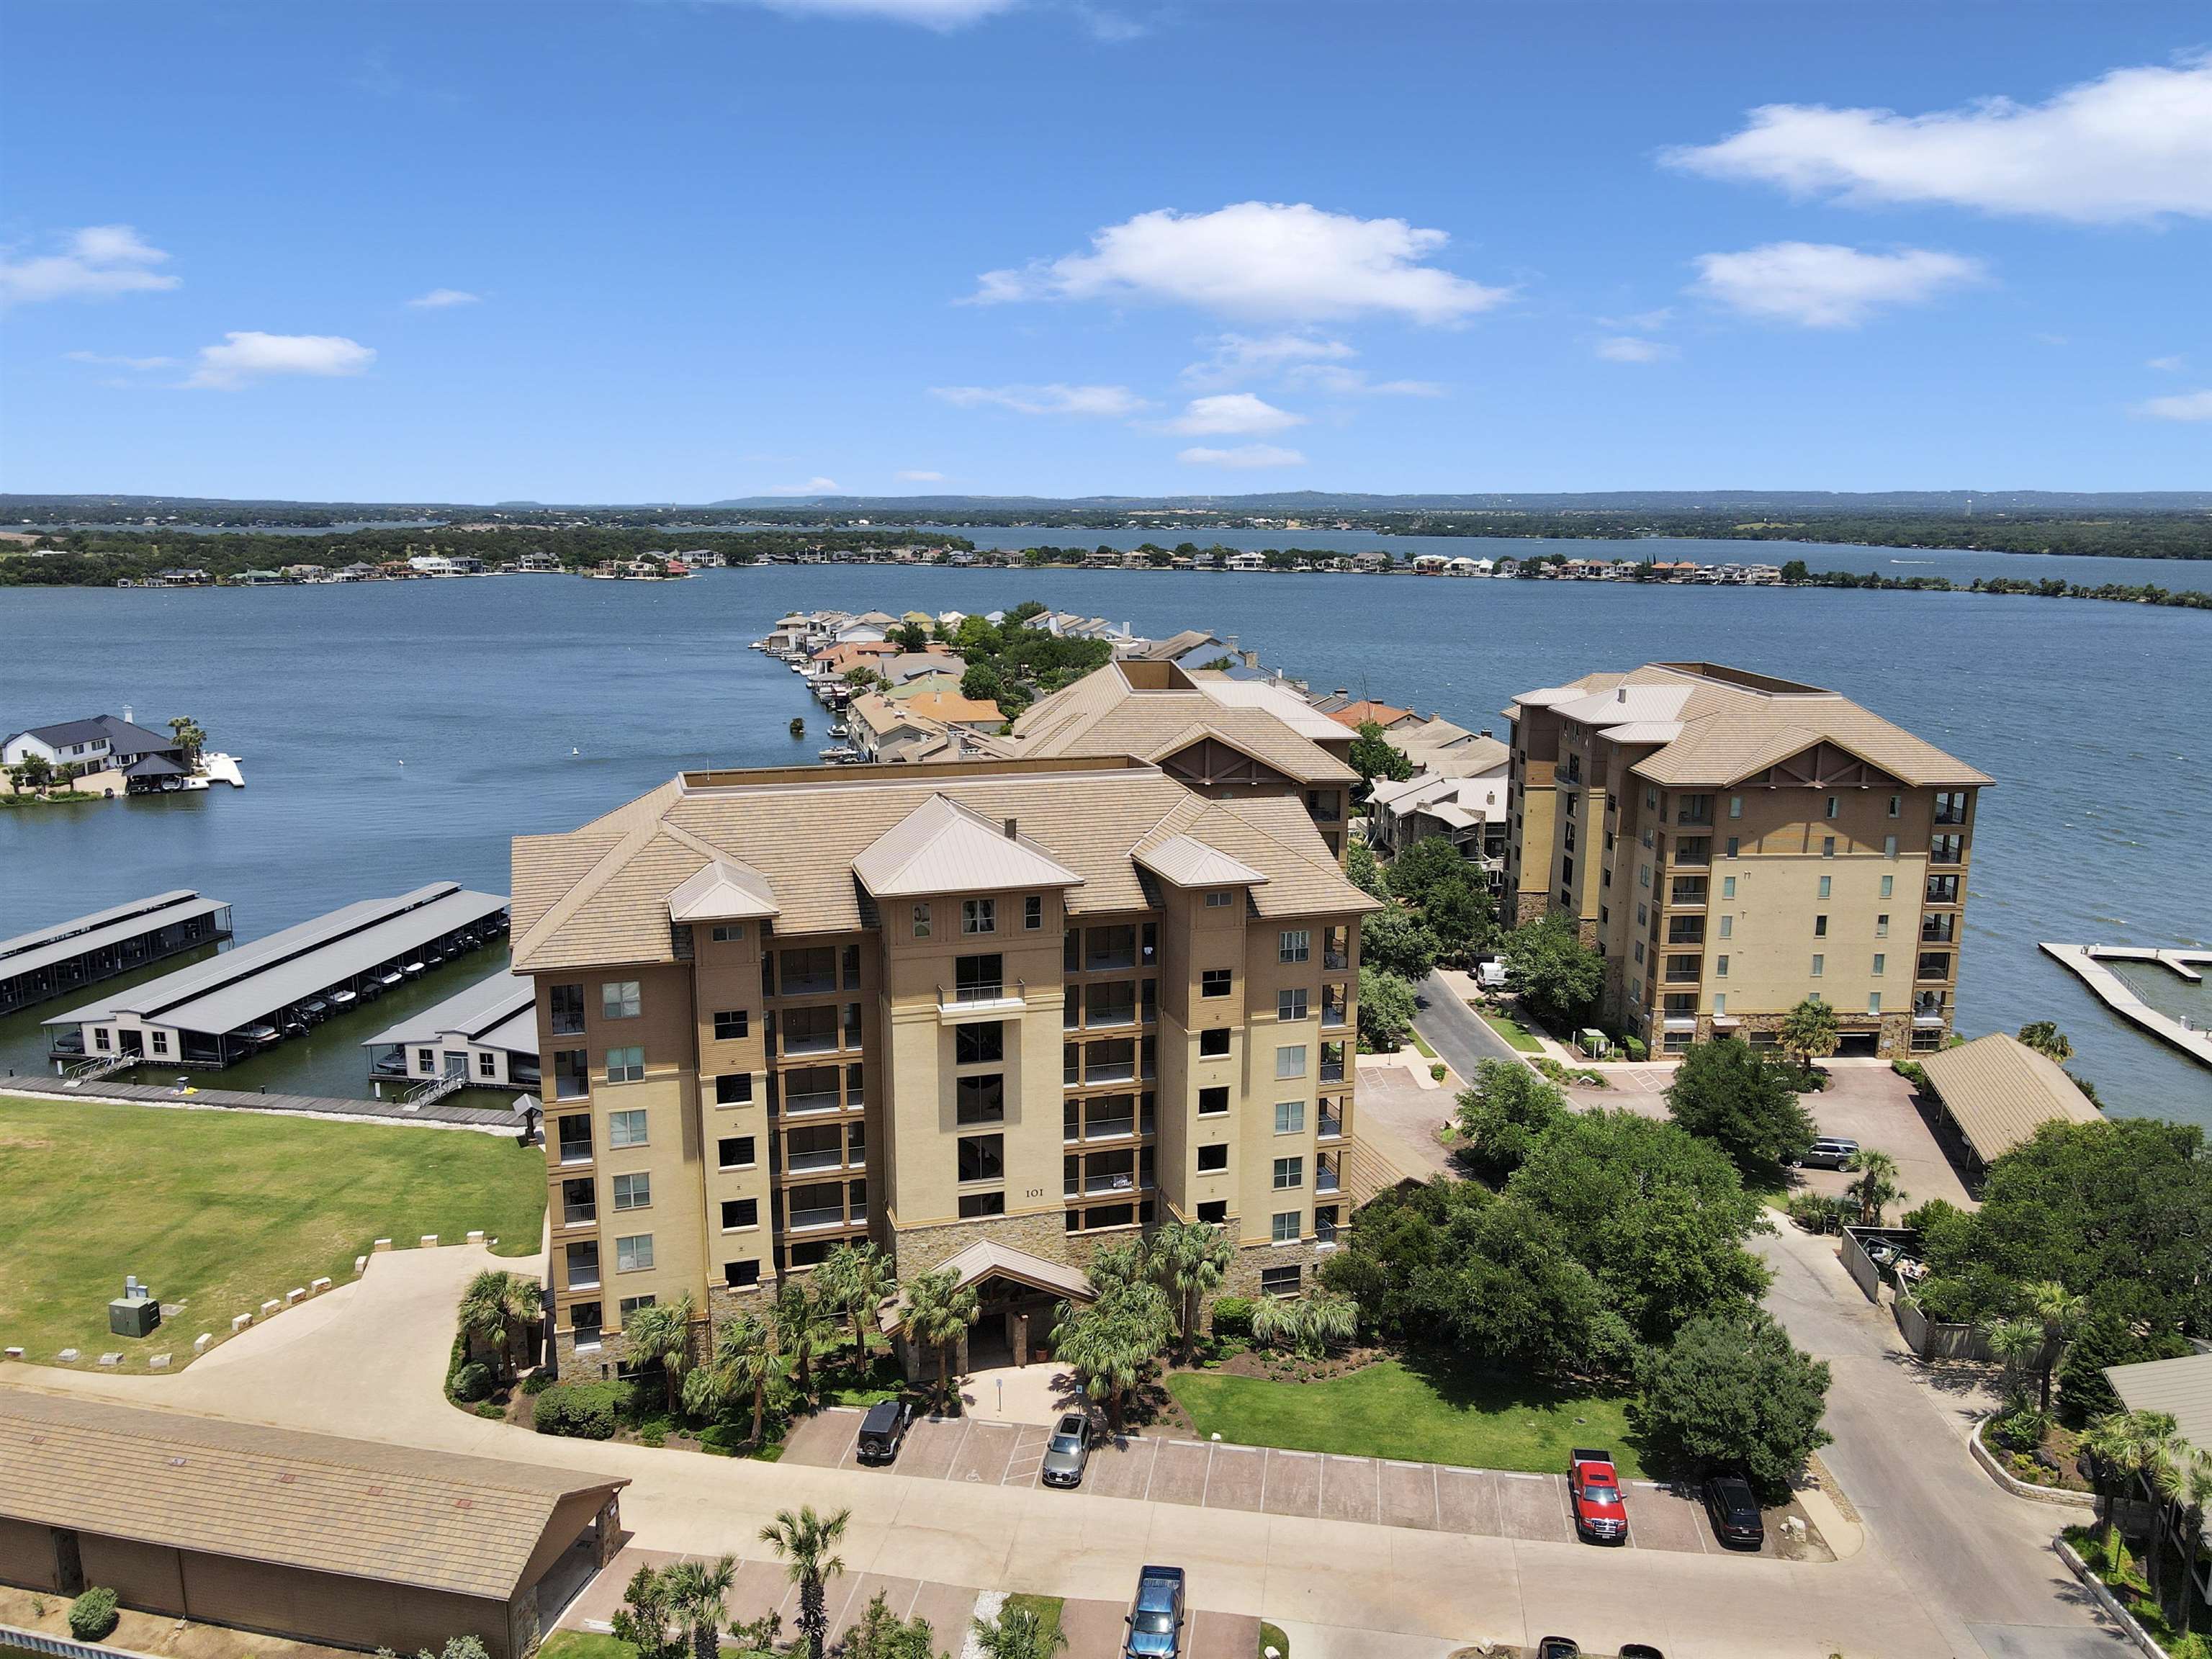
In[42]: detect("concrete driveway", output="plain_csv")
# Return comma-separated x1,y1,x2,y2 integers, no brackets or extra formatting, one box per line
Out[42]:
1412,971,1524,1078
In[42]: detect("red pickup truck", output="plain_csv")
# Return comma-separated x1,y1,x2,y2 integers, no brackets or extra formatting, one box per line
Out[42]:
1569,1447,1629,1543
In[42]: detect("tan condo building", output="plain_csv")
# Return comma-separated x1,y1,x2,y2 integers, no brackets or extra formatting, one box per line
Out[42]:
1502,662,1990,1058
511,752,1380,1377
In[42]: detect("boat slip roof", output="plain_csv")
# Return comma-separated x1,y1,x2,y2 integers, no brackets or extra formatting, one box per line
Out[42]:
361,969,536,1053
46,882,508,1036
0,892,226,980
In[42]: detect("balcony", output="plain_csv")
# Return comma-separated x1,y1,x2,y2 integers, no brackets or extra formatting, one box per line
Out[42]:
1319,1059,1345,1084
937,980,1026,1021
785,1148,845,1174
1323,948,1349,971
778,972,839,997
1082,1113,1136,1142
1316,1158,1341,1196
560,1202,597,1228
1920,918,1956,943
1318,1110,1344,1141
1084,1057,1137,1085
786,1206,848,1232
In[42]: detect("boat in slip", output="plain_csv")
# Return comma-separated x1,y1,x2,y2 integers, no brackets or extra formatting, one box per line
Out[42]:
240,1024,281,1051
379,971,404,989
403,961,425,976
818,745,860,763
328,988,357,1008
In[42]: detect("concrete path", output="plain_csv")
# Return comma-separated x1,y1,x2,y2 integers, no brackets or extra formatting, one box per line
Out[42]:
1758,1219,2125,1658
4,1071,518,1131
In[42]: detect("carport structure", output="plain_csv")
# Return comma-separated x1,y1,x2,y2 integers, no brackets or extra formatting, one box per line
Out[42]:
0,1391,625,1659
1915,1030,2103,1178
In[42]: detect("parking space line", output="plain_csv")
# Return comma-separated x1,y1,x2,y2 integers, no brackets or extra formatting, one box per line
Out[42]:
1141,1437,1158,1502
1431,1463,1442,1529
1200,1444,1215,1508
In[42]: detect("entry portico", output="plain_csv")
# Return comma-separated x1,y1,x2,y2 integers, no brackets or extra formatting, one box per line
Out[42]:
883,1240,1094,1377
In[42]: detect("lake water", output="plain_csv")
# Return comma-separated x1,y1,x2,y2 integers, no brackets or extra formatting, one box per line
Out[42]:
2,564,2206,1128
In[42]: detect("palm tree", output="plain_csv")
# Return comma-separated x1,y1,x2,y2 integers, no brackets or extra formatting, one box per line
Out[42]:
2152,1449,2212,1635
1151,1220,1232,1362
902,1269,979,1413
775,1278,835,1404
969,1602,1068,1659
1984,1318,2044,1410
760,1506,850,1659
2016,1020,2074,1062
818,1242,897,1375
1779,996,1840,1080
2024,1280,2086,1412
167,716,207,768
1843,1148,1902,1226
661,1555,737,1659
2084,1409,2182,1563
706,1313,778,1447
623,1294,696,1414
458,1269,541,1380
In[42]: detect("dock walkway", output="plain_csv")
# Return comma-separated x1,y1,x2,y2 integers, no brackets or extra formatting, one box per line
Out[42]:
2040,942,2212,1069
0,1071,521,1130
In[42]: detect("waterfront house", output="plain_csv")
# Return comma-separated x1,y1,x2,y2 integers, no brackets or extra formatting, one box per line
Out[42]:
4,712,186,783
1324,698,1416,733
1226,552,1269,572
1367,768,1510,887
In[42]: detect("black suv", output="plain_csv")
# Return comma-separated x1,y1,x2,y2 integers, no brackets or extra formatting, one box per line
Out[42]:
1700,1470,1765,1549
855,1398,915,1465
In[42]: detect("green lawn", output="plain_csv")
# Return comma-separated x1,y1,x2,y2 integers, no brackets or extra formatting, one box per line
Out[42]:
0,1093,544,1370
1410,1030,1439,1060
1002,1594,1065,1648
1476,1008,1544,1053
1168,1354,1642,1475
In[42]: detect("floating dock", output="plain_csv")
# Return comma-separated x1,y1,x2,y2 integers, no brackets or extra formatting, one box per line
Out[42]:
43,882,508,1071
2040,942,2212,1069
0,891,233,1015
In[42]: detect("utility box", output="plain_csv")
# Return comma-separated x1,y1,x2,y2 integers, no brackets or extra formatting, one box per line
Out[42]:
109,1298,161,1338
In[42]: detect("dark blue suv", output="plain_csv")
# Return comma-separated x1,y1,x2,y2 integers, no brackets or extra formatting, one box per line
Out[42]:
1123,1564,1185,1658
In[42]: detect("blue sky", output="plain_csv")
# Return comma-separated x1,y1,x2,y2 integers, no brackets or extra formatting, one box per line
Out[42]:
2,0,2208,500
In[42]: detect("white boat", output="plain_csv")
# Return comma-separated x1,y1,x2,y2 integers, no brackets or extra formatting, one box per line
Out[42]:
330,989,357,1007
818,745,860,763
380,971,404,988
403,961,425,976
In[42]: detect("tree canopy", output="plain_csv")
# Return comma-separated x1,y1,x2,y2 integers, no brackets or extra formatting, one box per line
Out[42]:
1359,908,1439,981
1664,1038,1816,1177
1452,1058,1568,1184
1499,913,1604,1031
1357,965,1417,1051
1348,720,1413,801
1630,1309,1833,1499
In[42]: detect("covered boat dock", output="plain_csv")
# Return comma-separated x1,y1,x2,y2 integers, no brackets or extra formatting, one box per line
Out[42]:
0,891,233,1016
43,881,508,1071
364,968,539,1094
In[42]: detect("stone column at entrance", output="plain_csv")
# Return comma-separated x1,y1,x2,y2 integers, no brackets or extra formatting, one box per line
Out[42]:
1015,1310,1029,1367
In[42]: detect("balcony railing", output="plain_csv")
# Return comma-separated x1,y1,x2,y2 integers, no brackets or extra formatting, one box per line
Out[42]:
1320,1060,1345,1084
1318,1110,1344,1140
1084,1060,1137,1084
1084,1003,1138,1030
786,1148,845,1173
779,973,839,997
784,1089,841,1115
1316,1161,1341,1195
567,1267,601,1291
1323,948,1349,971
1084,949,1138,973
938,980,1026,1017
561,1203,597,1227
1082,1116,1136,1142
787,1206,848,1231
782,1028,841,1057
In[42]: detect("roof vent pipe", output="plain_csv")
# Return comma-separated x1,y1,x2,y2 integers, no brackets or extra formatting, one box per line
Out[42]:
1617,688,1627,701
1003,817,1018,840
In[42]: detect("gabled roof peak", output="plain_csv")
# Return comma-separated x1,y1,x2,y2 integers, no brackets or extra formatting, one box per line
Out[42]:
852,793,1085,899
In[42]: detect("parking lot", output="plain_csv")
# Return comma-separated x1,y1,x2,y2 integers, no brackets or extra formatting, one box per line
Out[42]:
781,1407,1818,1558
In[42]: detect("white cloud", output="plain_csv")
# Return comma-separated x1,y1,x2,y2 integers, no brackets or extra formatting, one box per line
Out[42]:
1596,307,1674,332
930,382,1148,417
1,225,179,306
1594,336,1678,364
895,469,949,482
407,287,481,308
2147,355,2185,372
2138,389,2212,422
740,0,1020,26
973,202,1508,324
765,476,844,495
1177,444,1306,469
1665,55,2212,224
1164,393,1305,436
1181,331,1354,387
1284,364,1444,397
65,350,181,370
185,332,376,390
1691,242,1982,328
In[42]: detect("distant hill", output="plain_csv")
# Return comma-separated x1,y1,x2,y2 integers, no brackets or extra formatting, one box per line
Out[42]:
702,489,2212,515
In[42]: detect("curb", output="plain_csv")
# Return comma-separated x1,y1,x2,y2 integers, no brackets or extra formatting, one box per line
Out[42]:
1970,1414,2094,1508
2055,1537,2170,1659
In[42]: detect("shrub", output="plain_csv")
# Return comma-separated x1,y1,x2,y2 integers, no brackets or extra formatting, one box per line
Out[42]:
1622,1036,1647,1061
1890,1059,1928,1090
534,1378,626,1439
1989,1403,2049,1455
1210,1296,1254,1339
69,1588,120,1642
475,1400,506,1420
1786,1192,1838,1233
450,1360,494,1403
1430,1062,1447,1082
520,1370,554,1395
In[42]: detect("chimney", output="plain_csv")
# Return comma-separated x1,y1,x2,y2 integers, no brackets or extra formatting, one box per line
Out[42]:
123,704,134,724
1616,687,1627,701
1003,817,1018,840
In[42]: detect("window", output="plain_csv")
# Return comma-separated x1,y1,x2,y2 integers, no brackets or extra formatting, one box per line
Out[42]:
912,903,931,938
1888,795,1901,819
1876,914,1889,938
1025,895,1043,930
1194,1200,1226,1225
1873,953,1886,977
1716,955,1729,978
477,1051,496,1078
1728,795,1742,819
724,1260,760,1290
1825,796,1840,819
714,1072,752,1105
417,1048,435,1072
94,1028,111,1052
1822,837,1836,858
616,1235,655,1274
1272,1211,1301,1244
1725,837,1740,858
956,1074,1005,1125
1199,1027,1231,1058
565,1241,601,1287
1639,864,1650,889
958,1191,1006,1218
570,1300,603,1346
1259,1265,1302,1297
956,1022,1004,1066
560,1177,595,1226
558,1115,593,1163
717,1135,755,1169
612,1172,651,1211
1718,915,1732,939
601,981,641,1020
1272,1156,1303,1190
1197,1143,1229,1173
1637,902,1648,925
619,1293,660,1321
1280,930,1310,963
1275,1044,1307,1079
957,1134,1004,1182
1919,953,1953,981
711,922,745,943
1205,891,1233,909
1881,875,1895,899
1814,914,1828,938
1721,876,1736,899
1811,954,1825,978
1274,1100,1304,1135
549,984,585,1035
1201,968,1232,999
962,897,996,935
1884,835,1899,858
1198,1086,1229,1116
954,953,1003,1002
713,1009,749,1040
721,1197,758,1231
605,1046,644,1083
1818,876,1833,899
1712,994,1726,1016
608,1108,648,1147
1277,989,1308,1022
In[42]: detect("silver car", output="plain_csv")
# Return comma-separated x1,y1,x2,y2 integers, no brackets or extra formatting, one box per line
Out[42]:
1040,1411,1090,1488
